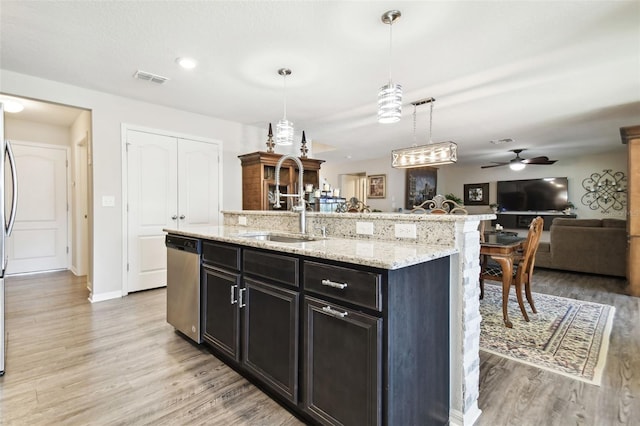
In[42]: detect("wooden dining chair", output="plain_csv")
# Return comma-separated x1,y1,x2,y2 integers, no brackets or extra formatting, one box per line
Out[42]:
480,216,544,322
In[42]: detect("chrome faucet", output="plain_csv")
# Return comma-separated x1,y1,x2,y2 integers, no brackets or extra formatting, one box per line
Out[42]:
274,154,306,234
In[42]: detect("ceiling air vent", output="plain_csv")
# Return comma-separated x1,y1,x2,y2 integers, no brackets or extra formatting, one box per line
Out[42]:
490,138,513,145
133,70,169,85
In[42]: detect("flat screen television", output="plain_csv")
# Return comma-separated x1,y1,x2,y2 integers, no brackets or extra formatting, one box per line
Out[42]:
497,177,569,212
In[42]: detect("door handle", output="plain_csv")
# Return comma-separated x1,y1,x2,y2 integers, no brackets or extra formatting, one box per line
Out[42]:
6,140,18,236
179,215,186,220
171,215,178,220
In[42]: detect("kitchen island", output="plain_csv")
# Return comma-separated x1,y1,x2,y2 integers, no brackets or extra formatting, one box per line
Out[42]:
166,210,491,426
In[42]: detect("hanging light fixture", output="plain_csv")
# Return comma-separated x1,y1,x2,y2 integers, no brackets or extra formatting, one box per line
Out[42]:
276,68,294,146
378,10,402,124
391,97,458,168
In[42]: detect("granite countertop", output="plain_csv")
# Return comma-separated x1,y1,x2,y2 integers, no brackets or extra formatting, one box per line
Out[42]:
164,225,457,270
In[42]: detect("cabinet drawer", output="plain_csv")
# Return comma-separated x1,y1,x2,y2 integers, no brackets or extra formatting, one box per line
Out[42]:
303,261,382,311
244,249,299,288
202,241,240,271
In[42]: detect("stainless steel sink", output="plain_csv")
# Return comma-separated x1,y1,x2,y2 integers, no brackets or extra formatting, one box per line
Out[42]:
235,232,320,243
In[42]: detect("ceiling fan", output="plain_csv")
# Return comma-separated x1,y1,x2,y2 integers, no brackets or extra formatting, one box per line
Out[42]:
481,149,557,170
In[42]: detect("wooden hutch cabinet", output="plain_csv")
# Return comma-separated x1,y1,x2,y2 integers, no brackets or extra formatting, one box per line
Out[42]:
238,151,324,211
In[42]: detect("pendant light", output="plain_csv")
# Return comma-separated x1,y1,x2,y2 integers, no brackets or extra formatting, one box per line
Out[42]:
391,97,458,168
378,10,402,124
276,68,294,146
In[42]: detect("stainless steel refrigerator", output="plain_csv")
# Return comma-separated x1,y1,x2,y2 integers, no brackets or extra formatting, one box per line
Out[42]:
0,103,19,376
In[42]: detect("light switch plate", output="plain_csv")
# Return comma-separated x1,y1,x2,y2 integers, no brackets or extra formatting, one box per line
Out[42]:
102,195,115,207
395,223,417,239
356,221,374,235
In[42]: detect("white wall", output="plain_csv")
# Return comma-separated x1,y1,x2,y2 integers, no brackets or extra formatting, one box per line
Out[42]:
1,69,264,300
439,149,628,220
322,149,628,220
5,117,70,146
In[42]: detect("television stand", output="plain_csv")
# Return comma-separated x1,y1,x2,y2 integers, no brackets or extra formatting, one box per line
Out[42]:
492,212,576,231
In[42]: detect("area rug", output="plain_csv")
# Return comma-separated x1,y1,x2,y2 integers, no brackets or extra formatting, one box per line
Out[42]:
479,284,615,385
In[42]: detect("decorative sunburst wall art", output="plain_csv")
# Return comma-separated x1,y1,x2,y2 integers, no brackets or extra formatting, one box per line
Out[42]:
581,169,627,213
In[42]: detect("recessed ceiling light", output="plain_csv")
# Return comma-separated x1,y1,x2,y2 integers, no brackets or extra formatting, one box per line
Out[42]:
2,101,24,113
176,57,197,69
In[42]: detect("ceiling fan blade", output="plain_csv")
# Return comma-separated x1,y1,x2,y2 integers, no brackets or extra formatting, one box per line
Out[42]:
522,156,557,165
480,162,508,169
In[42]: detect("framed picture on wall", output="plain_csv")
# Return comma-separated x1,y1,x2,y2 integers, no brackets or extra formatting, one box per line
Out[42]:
405,166,438,209
367,174,386,199
464,182,489,205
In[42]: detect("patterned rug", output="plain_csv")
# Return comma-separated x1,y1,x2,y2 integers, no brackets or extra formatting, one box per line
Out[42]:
479,285,615,385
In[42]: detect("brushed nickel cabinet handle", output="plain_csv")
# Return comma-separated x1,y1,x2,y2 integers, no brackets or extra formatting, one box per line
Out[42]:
230,285,238,304
321,279,348,290
322,305,348,318
239,288,246,308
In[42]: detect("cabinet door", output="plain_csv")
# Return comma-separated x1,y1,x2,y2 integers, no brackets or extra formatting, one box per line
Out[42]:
243,278,299,403
303,297,382,426
202,265,241,362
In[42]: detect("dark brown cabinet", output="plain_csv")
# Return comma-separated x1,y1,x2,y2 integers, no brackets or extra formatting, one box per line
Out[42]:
303,296,381,425
202,265,241,361
201,241,242,361
238,151,324,210
243,278,299,403
199,238,451,426
202,245,300,404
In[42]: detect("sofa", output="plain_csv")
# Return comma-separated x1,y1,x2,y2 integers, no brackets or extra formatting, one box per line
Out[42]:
535,218,627,277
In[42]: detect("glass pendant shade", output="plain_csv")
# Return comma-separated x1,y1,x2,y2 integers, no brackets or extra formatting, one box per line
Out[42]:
378,10,402,124
276,68,294,146
391,141,458,168
509,162,526,171
378,82,402,124
276,118,294,146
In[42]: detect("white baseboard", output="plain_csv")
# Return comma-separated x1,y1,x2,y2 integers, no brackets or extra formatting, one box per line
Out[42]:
89,290,122,303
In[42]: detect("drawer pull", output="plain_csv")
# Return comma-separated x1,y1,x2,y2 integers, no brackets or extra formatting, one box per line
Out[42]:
322,305,348,319
321,279,348,290
230,285,238,304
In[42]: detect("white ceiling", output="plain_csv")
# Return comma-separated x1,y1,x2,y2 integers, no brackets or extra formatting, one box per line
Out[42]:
1,1,638,166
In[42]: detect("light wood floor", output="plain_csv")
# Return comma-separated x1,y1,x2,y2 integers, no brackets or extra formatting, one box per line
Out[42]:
477,269,639,426
0,272,303,425
0,269,638,425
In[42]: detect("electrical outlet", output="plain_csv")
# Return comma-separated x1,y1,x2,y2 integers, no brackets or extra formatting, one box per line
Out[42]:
356,221,374,235
395,223,417,239
238,216,247,226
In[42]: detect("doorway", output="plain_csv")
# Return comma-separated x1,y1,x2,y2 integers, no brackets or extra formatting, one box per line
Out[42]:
1,95,92,280
339,172,367,203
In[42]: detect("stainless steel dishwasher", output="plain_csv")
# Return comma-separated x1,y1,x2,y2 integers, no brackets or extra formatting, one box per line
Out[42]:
166,234,202,343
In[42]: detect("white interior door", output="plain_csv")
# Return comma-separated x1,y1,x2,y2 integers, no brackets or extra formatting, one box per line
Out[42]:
6,143,69,274
126,129,221,293
177,138,220,227
126,130,177,293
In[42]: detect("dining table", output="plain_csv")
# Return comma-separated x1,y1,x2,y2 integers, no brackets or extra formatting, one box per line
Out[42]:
480,232,527,328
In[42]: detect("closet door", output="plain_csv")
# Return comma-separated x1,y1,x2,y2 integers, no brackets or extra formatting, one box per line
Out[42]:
126,130,222,293
126,130,177,293
177,138,220,227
